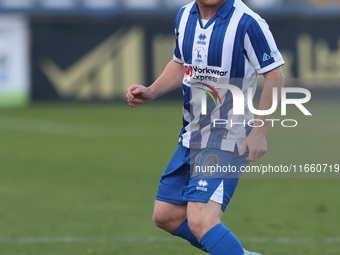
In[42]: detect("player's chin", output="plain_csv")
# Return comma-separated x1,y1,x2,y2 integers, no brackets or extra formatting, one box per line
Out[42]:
198,0,225,7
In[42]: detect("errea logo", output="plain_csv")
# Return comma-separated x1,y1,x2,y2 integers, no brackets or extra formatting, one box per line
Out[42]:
197,33,207,45
199,34,207,41
196,179,208,192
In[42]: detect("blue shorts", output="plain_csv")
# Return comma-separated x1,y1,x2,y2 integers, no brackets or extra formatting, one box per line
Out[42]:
156,144,249,211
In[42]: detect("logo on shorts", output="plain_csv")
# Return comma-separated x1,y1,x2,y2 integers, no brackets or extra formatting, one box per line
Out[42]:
196,179,208,192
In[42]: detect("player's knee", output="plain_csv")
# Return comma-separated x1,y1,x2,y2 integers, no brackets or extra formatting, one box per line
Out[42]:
187,215,205,238
153,206,186,233
152,210,171,229
187,210,221,239
152,207,178,230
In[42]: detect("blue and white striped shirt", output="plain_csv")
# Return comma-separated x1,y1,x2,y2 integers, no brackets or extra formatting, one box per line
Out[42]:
174,0,285,152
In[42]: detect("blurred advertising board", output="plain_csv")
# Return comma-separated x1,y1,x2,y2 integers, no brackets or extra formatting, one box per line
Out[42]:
0,15,30,107
31,15,340,102
31,18,149,102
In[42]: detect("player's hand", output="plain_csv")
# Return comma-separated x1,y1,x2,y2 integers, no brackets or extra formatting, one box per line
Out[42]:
239,132,267,162
126,85,153,107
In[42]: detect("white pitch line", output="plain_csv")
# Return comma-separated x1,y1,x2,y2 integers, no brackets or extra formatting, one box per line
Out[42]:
0,236,339,244
325,237,340,243
0,116,110,138
0,236,173,244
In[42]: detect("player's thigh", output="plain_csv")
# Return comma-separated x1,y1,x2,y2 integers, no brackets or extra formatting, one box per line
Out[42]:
153,200,187,229
187,200,223,221
153,200,187,220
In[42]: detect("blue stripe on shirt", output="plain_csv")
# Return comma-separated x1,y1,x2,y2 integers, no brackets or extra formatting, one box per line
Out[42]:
206,90,234,148
180,85,191,137
174,7,185,60
208,7,235,67
230,14,252,79
247,18,275,68
183,13,198,64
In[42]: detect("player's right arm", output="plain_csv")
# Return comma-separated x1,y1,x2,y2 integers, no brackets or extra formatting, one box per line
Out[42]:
126,60,185,107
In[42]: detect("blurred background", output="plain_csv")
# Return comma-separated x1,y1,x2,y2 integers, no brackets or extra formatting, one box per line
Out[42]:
0,1,339,255
0,0,339,105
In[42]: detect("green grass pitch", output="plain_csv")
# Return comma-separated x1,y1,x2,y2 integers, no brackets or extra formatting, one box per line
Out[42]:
0,100,339,255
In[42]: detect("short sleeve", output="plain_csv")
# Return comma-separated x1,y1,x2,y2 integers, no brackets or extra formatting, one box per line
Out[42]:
173,8,185,64
244,18,285,74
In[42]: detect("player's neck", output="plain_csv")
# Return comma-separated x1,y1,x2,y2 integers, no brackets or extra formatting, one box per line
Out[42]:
196,0,227,20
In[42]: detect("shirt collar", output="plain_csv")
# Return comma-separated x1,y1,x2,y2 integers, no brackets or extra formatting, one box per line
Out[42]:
190,0,235,19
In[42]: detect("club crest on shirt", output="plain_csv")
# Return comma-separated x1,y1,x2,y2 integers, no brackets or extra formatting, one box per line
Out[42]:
194,47,206,64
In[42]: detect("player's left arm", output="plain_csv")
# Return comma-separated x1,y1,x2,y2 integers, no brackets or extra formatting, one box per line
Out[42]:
239,67,284,162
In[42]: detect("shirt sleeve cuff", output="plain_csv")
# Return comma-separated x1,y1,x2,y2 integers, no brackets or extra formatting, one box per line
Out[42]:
257,59,285,75
173,55,184,64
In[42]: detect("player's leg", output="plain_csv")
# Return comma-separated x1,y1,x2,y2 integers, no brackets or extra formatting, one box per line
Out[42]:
184,148,250,254
186,200,222,240
154,144,207,251
153,200,206,251
187,200,244,255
